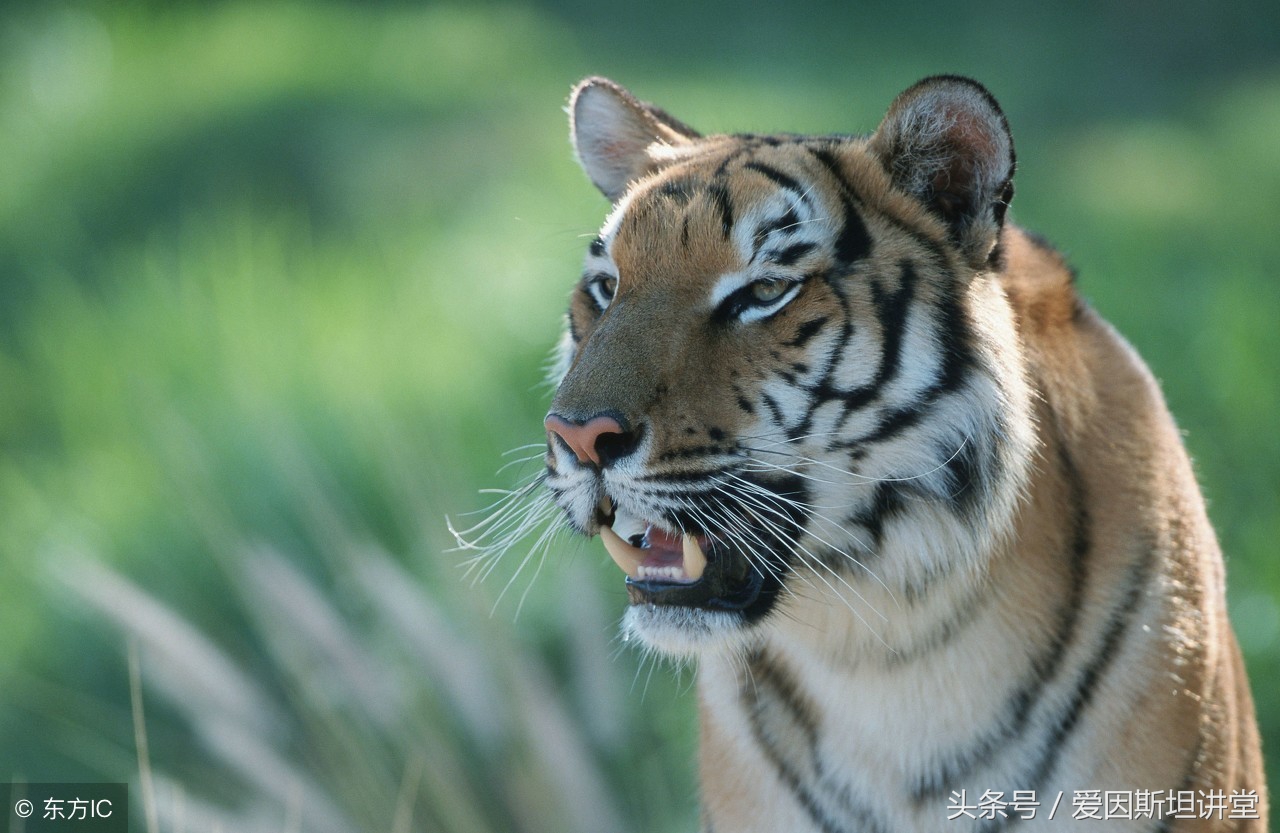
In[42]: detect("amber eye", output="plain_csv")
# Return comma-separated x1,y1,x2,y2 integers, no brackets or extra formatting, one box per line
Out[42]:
713,275,802,323
749,278,790,303
587,274,618,309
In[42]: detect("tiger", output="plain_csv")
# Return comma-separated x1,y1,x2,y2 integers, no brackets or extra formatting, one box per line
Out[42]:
536,75,1266,831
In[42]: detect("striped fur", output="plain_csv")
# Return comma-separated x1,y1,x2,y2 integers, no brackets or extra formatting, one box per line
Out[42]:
542,77,1266,831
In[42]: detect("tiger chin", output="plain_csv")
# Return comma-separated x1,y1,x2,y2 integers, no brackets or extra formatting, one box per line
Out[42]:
537,76,1266,831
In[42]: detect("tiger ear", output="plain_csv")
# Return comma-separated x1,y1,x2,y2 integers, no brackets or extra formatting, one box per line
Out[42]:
569,77,700,201
870,76,1015,265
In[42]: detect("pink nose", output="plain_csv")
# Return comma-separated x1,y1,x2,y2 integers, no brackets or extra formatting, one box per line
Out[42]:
545,414,626,467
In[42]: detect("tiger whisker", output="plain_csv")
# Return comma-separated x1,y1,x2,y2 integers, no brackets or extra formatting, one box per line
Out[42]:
450,475,547,529
739,432,974,487
675,497,813,611
715,477,895,621
451,470,563,593
775,215,830,234
735,445,888,483
450,488,554,553
735,459,877,492
681,479,891,632
514,524,572,620
501,442,549,456
719,472,902,608
673,493,807,604
718,472,873,552
735,428,849,445
495,453,549,476
490,507,565,615
709,493,892,644
477,503,559,580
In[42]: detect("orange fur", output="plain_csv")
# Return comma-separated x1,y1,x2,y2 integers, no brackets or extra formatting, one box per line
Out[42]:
549,77,1266,831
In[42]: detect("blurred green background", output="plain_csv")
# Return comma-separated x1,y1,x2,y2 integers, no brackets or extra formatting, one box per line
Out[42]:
0,1,1276,830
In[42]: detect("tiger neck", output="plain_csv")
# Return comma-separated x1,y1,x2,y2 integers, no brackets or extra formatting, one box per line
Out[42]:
693,423,1082,829
693,262,1073,814
690,315,1129,828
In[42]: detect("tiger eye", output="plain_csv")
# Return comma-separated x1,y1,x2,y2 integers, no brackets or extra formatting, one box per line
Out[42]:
750,279,789,303
594,275,617,302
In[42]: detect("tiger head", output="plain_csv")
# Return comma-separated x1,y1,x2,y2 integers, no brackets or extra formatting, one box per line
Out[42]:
544,76,1036,657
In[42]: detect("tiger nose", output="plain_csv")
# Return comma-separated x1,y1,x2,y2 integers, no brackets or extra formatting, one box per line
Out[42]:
544,413,639,468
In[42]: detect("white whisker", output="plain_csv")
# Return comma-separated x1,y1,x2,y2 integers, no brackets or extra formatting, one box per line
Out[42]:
720,472,900,611
501,443,548,456
711,479,893,629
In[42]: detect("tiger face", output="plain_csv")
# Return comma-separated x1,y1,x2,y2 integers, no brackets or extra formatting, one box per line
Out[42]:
544,76,1035,656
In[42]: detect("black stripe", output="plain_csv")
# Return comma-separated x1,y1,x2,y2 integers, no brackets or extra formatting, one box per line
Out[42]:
786,317,829,348
806,146,848,187
797,256,958,450
658,177,697,204
835,380,972,459
745,732,849,833
911,430,1090,802
803,147,872,264
825,279,981,459
742,651,876,833
655,444,730,461
712,145,749,178
834,383,993,514
788,271,854,437
827,298,981,457
761,391,786,428
807,144,950,270
707,183,734,238
588,235,605,257
769,241,817,266
635,469,743,486
899,557,960,604
850,403,928,447
992,543,1157,831
754,207,800,252
884,583,988,667
853,482,904,549
744,161,808,197
747,649,820,749
827,261,917,428
933,285,977,394
865,268,914,386
834,194,872,264
942,433,985,512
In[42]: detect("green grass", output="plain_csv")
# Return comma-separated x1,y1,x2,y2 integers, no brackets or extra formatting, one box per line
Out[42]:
1,1,1277,830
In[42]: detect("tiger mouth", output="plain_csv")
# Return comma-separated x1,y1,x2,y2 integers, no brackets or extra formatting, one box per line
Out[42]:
595,496,770,611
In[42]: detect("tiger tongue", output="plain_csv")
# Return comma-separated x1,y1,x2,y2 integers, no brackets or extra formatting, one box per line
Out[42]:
598,524,707,582
642,526,683,558
647,527,708,582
